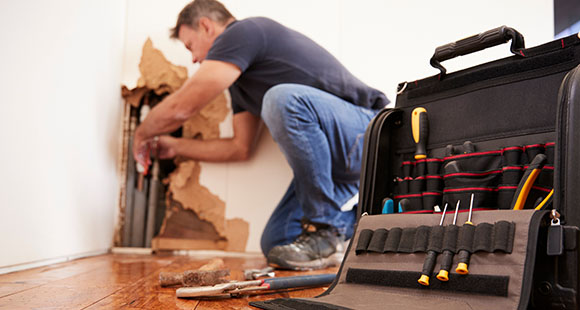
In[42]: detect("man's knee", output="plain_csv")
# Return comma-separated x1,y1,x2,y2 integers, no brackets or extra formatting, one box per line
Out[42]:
261,84,298,125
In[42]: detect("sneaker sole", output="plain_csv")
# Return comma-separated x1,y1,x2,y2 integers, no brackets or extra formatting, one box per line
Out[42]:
268,252,345,271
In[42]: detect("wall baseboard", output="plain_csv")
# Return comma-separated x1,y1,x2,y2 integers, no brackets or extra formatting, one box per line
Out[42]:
0,249,110,275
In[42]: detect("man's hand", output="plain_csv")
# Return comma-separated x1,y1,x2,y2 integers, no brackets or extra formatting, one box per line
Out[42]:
133,128,152,170
156,136,180,159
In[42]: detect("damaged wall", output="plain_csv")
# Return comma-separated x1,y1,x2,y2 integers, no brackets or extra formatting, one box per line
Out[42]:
121,40,249,251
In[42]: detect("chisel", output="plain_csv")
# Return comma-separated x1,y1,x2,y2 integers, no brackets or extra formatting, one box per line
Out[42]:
411,107,429,160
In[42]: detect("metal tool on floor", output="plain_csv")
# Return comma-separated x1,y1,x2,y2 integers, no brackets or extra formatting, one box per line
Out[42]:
176,273,336,298
418,203,448,286
244,267,275,280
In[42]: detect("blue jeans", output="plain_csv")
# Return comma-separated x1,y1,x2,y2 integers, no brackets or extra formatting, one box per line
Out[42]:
259,84,379,256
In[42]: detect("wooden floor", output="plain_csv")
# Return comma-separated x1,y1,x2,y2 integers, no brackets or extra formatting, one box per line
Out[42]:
0,252,339,309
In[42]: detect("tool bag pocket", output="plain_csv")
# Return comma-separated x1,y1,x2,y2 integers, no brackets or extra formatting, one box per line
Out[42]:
393,143,555,213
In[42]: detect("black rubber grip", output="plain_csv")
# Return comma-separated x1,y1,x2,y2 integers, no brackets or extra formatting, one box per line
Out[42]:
415,112,429,159
457,250,471,266
430,26,525,76
421,250,438,276
439,250,454,272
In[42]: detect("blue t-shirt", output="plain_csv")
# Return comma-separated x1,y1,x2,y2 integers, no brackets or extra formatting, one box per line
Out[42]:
206,17,389,116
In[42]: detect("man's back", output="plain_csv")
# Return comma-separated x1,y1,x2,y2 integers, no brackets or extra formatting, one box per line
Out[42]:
206,17,389,116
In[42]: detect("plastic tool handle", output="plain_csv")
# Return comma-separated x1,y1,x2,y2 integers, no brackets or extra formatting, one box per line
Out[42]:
511,154,547,210
436,250,454,281
456,249,471,275
430,26,525,76
263,274,336,290
455,223,474,274
412,107,429,160
382,198,394,214
535,189,554,210
418,250,438,286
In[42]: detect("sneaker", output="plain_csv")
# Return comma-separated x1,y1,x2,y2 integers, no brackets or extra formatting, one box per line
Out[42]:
266,221,347,270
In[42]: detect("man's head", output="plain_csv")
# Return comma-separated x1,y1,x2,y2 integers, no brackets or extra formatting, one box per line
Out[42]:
170,0,235,63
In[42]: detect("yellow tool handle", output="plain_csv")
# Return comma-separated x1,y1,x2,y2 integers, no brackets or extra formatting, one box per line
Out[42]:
535,189,554,210
512,169,541,210
411,107,429,160
512,154,547,210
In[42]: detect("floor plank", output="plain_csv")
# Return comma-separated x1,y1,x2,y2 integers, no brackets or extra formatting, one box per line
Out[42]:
0,253,338,310
0,255,116,299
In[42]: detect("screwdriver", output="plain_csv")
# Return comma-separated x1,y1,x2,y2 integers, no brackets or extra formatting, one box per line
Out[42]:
418,203,448,286
436,200,460,282
456,194,475,275
411,107,429,160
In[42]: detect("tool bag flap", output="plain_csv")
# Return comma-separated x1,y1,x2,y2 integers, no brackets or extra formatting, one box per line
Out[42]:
252,210,547,310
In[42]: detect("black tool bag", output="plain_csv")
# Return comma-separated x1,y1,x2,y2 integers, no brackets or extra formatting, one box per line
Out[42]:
252,27,580,310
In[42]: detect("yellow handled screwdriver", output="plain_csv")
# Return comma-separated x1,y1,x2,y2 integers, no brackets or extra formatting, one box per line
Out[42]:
412,107,429,160
418,203,449,286
456,193,475,274
436,200,460,282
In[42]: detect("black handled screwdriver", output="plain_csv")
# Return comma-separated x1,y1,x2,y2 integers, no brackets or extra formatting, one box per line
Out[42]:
456,194,475,274
436,200,460,282
418,203,448,286
411,107,429,160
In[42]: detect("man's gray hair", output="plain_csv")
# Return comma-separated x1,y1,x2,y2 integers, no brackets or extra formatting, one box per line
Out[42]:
170,0,234,38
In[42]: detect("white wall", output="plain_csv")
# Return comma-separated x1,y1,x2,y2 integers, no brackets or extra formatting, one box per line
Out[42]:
0,0,126,268
123,0,554,253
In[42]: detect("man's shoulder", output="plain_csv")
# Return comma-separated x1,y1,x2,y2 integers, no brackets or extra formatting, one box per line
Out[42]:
230,17,281,32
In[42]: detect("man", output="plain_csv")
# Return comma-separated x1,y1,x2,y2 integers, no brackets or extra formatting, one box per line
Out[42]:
133,0,389,270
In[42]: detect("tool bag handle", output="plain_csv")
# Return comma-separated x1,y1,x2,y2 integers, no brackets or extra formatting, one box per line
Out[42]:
430,25,525,77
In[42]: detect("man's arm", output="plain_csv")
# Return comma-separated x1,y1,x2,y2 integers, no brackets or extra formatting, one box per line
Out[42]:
133,60,241,166
157,111,261,162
